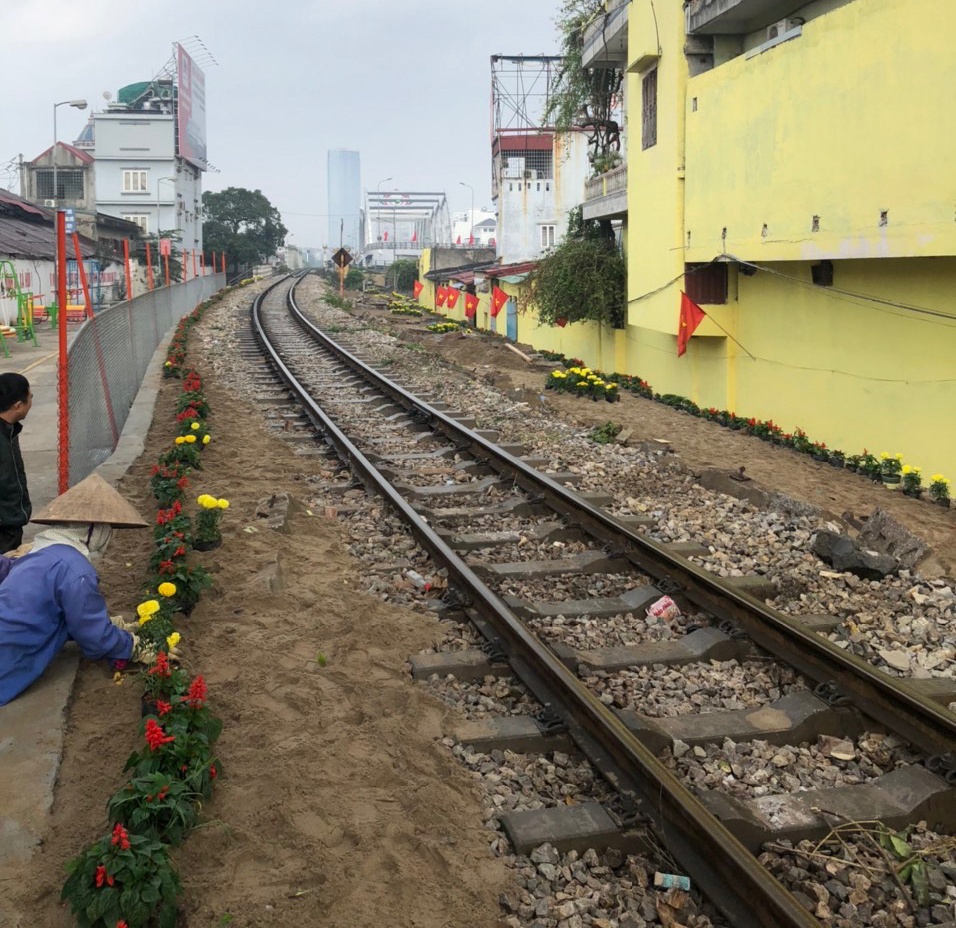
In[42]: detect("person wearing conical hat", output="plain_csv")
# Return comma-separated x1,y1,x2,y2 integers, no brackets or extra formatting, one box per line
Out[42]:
0,473,173,707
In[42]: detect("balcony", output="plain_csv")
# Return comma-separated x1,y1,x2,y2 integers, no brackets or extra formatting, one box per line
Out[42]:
686,0,807,34
582,163,627,221
581,0,628,68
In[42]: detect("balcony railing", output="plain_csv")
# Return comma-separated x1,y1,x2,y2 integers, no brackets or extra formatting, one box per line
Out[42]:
582,163,627,222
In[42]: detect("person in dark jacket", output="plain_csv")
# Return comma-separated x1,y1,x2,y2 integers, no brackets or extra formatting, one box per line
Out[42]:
0,472,174,707
0,373,32,553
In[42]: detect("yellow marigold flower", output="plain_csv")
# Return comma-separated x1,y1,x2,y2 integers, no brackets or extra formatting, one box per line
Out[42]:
138,613,154,626
184,434,197,444
166,632,181,650
157,582,177,598
607,383,618,389
164,361,172,368
174,436,186,445
217,499,230,509
902,465,913,475
576,381,588,387
197,494,215,509
136,599,160,618
190,422,200,431
202,435,211,445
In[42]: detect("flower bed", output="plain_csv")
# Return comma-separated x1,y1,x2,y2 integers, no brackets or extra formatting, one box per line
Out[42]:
539,350,951,507
62,290,237,926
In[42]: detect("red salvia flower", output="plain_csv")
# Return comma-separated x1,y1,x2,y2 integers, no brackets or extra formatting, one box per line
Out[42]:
173,545,187,558
148,652,171,678
184,675,207,708
117,921,129,928
95,864,111,887
144,718,175,752
210,764,217,779
159,559,176,574
156,699,172,716
111,823,131,851
176,477,190,489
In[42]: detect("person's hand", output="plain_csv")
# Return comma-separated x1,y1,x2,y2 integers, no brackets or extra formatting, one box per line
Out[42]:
130,633,182,664
110,615,137,633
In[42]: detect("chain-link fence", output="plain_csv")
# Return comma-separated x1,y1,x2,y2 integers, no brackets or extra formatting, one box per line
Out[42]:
67,274,224,484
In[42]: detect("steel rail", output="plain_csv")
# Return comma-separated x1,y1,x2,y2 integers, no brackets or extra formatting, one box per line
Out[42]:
277,277,956,760
248,275,822,928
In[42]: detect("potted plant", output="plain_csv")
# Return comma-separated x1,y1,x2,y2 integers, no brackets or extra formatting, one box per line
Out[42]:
150,463,190,507
880,452,903,489
61,823,182,928
107,772,199,846
901,464,923,498
158,436,202,470
151,562,212,616
928,474,951,508
194,494,229,551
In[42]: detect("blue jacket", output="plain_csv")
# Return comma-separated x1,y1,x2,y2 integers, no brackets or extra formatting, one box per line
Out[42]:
0,544,133,706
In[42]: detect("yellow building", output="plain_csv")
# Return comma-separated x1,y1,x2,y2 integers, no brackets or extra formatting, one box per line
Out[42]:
419,0,956,479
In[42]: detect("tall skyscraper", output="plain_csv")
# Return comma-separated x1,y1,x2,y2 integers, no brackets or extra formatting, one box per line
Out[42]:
327,149,361,251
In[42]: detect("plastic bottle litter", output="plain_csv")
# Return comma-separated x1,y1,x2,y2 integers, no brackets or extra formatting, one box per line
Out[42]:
654,872,691,891
405,569,430,590
646,594,681,621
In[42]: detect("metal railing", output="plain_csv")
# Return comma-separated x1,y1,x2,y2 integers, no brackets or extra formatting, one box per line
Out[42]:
67,273,224,483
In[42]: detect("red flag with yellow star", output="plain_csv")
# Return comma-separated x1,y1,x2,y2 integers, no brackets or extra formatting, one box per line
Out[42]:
446,288,460,309
413,281,423,299
491,285,508,318
436,286,448,307
464,293,479,317
677,292,706,357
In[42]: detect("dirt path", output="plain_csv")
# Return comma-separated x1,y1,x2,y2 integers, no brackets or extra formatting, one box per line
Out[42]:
7,313,509,927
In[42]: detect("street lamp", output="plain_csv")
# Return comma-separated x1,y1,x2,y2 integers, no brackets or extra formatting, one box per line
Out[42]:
459,181,475,245
52,99,87,206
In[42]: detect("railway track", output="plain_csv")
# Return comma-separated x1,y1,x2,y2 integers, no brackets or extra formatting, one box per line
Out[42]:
243,273,956,927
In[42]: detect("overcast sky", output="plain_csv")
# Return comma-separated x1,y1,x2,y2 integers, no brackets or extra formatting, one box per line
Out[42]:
2,0,561,248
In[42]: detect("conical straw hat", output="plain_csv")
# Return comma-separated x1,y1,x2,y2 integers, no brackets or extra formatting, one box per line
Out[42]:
31,473,148,528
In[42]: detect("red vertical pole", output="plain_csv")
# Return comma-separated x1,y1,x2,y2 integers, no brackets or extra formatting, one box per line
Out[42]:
71,233,94,319
222,253,227,275
200,251,205,276
57,212,69,493
123,239,133,301
163,252,171,287
192,250,197,278
145,242,155,291
182,249,188,282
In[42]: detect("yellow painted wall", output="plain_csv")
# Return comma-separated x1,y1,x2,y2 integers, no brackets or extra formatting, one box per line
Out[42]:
416,248,436,310
685,0,956,263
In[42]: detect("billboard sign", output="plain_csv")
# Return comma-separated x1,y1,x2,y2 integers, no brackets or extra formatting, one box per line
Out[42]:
176,44,207,169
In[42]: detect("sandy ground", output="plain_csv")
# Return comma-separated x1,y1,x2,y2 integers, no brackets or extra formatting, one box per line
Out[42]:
6,326,509,926
4,285,953,927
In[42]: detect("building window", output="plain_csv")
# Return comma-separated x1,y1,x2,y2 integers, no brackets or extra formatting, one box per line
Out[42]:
36,169,85,201
685,262,728,304
123,214,150,233
539,225,556,249
642,69,658,150
122,170,149,193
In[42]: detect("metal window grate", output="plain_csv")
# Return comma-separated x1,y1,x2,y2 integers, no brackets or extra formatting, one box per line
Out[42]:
642,69,658,150
499,149,553,179
37,169,85,200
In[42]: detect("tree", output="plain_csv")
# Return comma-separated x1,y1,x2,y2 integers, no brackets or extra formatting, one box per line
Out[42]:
202,187,287,272
527,208,626,329
544,0,624,174
386,259,418,292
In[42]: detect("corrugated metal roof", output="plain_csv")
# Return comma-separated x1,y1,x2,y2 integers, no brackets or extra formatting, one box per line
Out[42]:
484,260,538,278
0,191,98,260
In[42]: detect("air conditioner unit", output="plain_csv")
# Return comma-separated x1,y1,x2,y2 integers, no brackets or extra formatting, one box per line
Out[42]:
43,199,56,208
767,17,803,40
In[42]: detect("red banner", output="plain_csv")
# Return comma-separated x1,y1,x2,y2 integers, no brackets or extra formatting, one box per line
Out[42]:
445,288,460,309
413,280,423,299
435,286,448,307
464,293,479,316
491,285,508,318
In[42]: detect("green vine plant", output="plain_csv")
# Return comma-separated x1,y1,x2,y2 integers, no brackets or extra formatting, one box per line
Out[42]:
527,207,626,329
544,0,625,176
